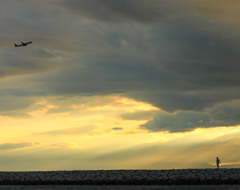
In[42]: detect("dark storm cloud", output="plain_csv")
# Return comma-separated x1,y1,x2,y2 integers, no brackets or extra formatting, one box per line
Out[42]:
59,0,181,22
33,15,240,105
141,100,240,133
152,25,240,77
34,53,179,95
0,48,60,78
0,0,239,133
127,89,240,113
28,15,240,133
141,111,224,133
210,100,240,125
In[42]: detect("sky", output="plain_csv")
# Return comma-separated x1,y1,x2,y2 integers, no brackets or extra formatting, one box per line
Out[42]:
0,0,240,171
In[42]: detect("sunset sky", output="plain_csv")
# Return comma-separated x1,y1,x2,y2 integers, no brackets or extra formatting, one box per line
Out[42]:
0,0,240,171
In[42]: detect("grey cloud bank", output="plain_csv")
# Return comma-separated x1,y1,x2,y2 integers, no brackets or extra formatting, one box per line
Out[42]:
59,0,182,22
0,0,239,133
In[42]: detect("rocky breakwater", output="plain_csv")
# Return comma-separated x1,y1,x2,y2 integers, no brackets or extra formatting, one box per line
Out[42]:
0,169,240,185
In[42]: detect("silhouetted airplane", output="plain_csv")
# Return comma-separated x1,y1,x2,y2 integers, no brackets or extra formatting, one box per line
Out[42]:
14,41,33,47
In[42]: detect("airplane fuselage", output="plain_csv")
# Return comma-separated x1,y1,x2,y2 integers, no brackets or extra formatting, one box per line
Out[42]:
14,41,33,47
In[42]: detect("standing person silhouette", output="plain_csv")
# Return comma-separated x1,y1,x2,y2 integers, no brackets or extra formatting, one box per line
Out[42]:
216,157,221,169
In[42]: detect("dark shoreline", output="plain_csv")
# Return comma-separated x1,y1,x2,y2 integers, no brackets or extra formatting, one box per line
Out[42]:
0,169,239,185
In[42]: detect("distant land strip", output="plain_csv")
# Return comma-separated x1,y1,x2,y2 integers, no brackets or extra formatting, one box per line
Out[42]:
0,169,240,185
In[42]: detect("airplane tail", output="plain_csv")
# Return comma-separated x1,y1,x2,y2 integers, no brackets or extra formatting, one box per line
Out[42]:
14,44,17,47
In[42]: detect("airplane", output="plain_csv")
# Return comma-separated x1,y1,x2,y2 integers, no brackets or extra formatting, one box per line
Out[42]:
14,41,33,47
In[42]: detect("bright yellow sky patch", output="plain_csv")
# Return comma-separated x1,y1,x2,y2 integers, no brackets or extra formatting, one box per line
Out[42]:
0,95,239,170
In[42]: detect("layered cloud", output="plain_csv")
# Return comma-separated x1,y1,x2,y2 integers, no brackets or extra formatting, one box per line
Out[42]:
141,99,240,132
0,0,240,132
58,0,183,23
0,143,33,150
